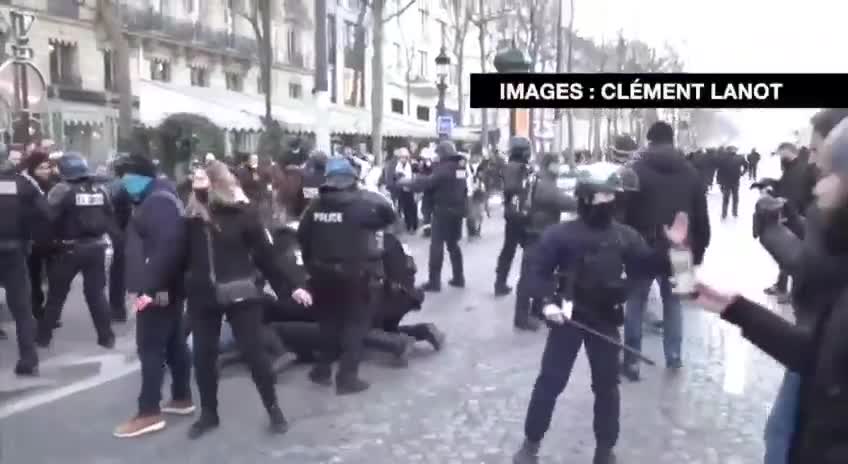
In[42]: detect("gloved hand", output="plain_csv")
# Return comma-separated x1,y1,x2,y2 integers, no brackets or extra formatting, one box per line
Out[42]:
753,195,786,238
542,301,573,325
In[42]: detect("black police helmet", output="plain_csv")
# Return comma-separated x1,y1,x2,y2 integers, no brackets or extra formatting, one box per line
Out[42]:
508,136,532,162
58,152,92,181
574,164,639,199
435,140,459,160
611,134,638,163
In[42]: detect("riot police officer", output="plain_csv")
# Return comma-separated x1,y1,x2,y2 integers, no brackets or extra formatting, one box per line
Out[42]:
495,137,533,296
512,167,684,464
513,153,576,331
0,143,44,375
297,157,396,394
301,150,327,204
37,152,116,348
399,141,467,292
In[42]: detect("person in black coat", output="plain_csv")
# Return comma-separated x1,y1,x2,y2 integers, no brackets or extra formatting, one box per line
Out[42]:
183,160,312,439
621,121,711,380
747,148,762,180
694,113,848,464
716,147,748,219
20,151,56,322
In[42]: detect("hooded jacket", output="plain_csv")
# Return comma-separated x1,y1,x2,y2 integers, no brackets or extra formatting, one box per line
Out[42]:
626,143,711,265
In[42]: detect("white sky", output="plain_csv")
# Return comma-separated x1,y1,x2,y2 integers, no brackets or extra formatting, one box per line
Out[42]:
570,0,845,146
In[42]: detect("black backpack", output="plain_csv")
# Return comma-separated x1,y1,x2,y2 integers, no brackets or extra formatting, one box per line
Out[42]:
504,168,536,224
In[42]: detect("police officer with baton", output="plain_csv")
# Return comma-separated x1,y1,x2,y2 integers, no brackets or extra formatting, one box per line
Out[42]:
512,167,690,464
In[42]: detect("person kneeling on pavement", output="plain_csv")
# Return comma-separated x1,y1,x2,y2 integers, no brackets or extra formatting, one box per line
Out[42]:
183,162,313,439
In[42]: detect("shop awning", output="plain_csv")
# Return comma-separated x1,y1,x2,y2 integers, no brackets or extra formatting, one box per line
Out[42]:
136,80,264,132
50,100,111,127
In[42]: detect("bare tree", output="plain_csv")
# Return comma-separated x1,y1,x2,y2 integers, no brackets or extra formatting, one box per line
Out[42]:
564,0,575,162
96,0,133,152
396,25,418,115
473,0,509,153
447,0,474,125
515,0,552,146
238,0,274,125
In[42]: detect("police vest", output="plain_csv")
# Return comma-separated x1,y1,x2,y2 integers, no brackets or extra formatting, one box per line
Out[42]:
571,228,629,322
505,171,536,225
0,173,21,240
301,170,323,201
61,182,110,239
307,199,374,266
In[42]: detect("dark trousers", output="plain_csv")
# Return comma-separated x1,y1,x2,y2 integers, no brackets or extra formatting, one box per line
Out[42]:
398,190,418,232
27,247,51,320
524,315,620,448
721,183,740,218
191,301,278,413
136,302,192,415
495,221,525,284
109,237,127,319
429,213,464,283
0,248,38,364
749,164,758,180
514,237,543,325
421,194,433,225
311,272,377,381
39,244,113,342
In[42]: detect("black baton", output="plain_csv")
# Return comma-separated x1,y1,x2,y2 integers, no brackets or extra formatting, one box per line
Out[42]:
560,317,657,366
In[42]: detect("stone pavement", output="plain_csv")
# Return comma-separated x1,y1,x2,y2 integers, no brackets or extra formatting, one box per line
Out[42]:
0,164,793,463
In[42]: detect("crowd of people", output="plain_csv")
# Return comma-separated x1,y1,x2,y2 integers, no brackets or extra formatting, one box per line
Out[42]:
2,108,848,464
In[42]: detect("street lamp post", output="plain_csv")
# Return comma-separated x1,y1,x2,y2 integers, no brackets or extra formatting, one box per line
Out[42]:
493,42,531,138
434,46,450,141
0,10,47,146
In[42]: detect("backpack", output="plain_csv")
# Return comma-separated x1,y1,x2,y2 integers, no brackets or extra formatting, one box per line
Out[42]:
504,168,536,224
571,229,629,324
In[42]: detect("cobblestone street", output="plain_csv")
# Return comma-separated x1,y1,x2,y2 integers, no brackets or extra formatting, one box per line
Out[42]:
0,173,791,464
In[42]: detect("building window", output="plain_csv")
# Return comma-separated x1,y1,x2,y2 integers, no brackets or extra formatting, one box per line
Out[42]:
420,9,429,39
49,40,79,87
416,105,430,121
393,43,402,69
327,14,337,65
225,72,244,92
417,50,427,78
150,59,171,82
343,21,356,51
102,49,116,91
190,67,209,87
287,28,302,66
289,82,303,99
391,98,404,115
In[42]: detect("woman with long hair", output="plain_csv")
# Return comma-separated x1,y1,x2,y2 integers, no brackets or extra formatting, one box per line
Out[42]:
183,161,312,439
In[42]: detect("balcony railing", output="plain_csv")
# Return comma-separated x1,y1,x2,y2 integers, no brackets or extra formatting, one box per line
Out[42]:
121,6,258,57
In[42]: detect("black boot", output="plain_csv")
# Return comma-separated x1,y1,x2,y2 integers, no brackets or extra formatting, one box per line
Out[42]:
419,281,441,293
593,446,616,464
268,405,289,435
448,277,465,288
512,439,540,464
187,412,220,440
308,363,333,386
336,375,370,395
14,357,39,377
494,281,512,296
422,323,445,351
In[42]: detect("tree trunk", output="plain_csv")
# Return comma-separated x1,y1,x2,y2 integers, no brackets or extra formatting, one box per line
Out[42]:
313,0,331,154
565,0,575,167
351,2,368,107
553,0,563,157
456,41,465,125
526,7,537,145
370,0,385,164
477,0,489,154
261,0,273,123
97,0,133,152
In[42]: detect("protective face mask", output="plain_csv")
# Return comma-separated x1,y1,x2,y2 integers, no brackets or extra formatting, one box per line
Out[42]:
121,174,153,202
585,202,615,228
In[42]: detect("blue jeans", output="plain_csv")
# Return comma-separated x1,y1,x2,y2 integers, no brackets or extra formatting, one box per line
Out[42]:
623,276,683,366
764,370,801,464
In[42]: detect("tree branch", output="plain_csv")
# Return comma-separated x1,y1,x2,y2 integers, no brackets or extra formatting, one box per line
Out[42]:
382,0,416,24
